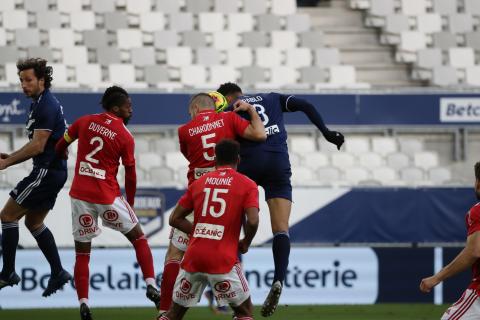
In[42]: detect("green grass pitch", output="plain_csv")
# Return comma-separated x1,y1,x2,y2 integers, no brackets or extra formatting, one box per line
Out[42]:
0,304,447,320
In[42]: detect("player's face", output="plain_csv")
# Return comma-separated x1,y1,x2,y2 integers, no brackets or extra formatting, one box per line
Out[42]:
475,179,480,200
19,69,44,98
225,92,243,104
115,98,132,124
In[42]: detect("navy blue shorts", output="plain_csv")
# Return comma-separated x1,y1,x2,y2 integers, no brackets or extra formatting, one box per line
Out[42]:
238,151,292,201
10,167,67,210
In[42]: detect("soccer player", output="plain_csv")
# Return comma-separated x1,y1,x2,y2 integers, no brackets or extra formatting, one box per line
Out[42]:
420,162,480,319
159,139,259,320
217,82,345,317
158,93,265,314
55,86,159,320
0,58,71,296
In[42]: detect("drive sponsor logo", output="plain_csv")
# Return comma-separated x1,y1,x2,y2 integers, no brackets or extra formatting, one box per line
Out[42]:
103,210,118,222
214,281,231,293
79,214,93,227
193,223,224,240
440,98,480,122
79,161,106,179
0,99,25,122
180,278,192,294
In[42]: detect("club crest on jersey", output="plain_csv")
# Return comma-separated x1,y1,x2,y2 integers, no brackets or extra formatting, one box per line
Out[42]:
79,214,94,227
180,278,192,294
103,210,119,222
105,119,112,124
214,281,231,293
203,115,210,121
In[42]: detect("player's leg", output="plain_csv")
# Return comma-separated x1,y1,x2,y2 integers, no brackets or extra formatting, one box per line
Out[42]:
24,208,71,297
231,297,254,320
158,303,188,320
159,237,185,313
74,241,93,320
107,196,159,307
441,289,480,320
0,197,27,288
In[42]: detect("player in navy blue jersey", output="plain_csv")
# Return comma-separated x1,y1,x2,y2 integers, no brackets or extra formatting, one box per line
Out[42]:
0,58,71,297
217,82,344,317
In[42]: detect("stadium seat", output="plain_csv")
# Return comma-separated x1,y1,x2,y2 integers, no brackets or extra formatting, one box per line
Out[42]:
372,137,397,156
432,66,458,86
465,32,480,50
369,0,395,15
137,152,163,171
432,0,457,14
62,47,88,65
317,167,341,185
448,14,474,33
291,167,318,186
27,47,54,61
271,31,297,49
57,0,83,12
83,30,109,49
359,152,383,169
150,167,177,186
185,0,211,13
241,32,269,48
153,31,180,49
126,0,152,14
227,13,254,33
416,14,442,33
91,0,116,13
212,31,239,49
226,47,253,67
400,167,424,185
240,66,268,84
428,167,452,184
165,151,189,171
432,32,457,50
75,64,103,87
244,0,268,14
49,29,75,48
36,11,62,30
299,31,325,49
416,49,443,69
0,136,10,152
49,63,76,88
144,65,169,85
286,14,311,32
299,67,327,84
329,66,357,86
255,48,282,67
168,13,194,32
384,14,410,34
4,62,19,85
3,10,28,29
151,139,178,153
0,29,6,47
180,65,207,87
400,0,427,15
466,66,480,86
5,168,30,186
289,136,316,153
70,11,96,31
196,47,222,66
104,12,129,31
166,47,193,67
140,12,165,32
285,48,312,68
345,137,370,154
344,167,369,184
15,29,40,48
154,0,182,13
131,47,156,66
117,29,143,49
0,0,15,11
198,13,224,32
269,66,298,87
386,152,410,170
133,138,150,154
182,31,208,48
214,0,239,13
209,65,237,85
465,0,480,15
271,0,296,15
399,31,427,52
414,152,439,170
331,153,355,168
314,48,340,67
257,14,282,32
108,64,146,88
448,48,475,68
302,152,329,170
372,167,398,185
96,47,122,64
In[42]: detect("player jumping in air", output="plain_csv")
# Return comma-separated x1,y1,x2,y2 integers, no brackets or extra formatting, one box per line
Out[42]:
217,82,345,317
157,93,265,315
420,162,480,320
0,58,71,297
55,86,160,320
159,139,259,320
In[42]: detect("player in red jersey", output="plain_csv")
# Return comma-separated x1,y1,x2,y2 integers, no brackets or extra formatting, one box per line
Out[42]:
55,86,159,320
420,162,480,320
158,93,265,314
158,139,259,320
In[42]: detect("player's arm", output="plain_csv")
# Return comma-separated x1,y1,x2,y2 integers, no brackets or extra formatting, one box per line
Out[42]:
0,129,51,170
239,207,259,254
420,231,480,293
55,127,78,159
232,100,267,142
282,95,344,150
122,137,137,207
169,204,194,234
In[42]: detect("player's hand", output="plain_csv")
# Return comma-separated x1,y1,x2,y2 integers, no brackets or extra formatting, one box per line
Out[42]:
233,100,254,113
0,153,9,159
325,131,345,150
238,239,250,254
419,276,440,293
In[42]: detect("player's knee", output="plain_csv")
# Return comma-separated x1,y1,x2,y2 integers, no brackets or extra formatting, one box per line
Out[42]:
125,224,144,242
166,243,184,261
0,210,18,223
25,220,42,232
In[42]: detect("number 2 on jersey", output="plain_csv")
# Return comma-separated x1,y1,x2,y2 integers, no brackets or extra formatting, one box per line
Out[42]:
85,136,104,164
202,187,228,218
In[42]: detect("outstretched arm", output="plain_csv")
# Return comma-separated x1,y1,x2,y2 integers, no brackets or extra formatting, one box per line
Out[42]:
283,95,344,150
0,130,51,170
420,231,480,293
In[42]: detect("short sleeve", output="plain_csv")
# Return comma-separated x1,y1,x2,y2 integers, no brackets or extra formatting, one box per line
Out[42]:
178,187,194,210
34,102,56,131
243,181,259,210
178,127,188,158
228,112,250,137
468,205,480,235
121,135,136,167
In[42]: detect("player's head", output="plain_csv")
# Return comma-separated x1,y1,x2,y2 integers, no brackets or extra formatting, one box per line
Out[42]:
217,82,243,104
475,162,480,199
215,139,240,169
17,58,53,98
101,86,132,124
188,93,215,118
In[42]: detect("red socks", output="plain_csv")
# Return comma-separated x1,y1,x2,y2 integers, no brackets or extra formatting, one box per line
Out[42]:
133,236,155,281
159,259,181,311
74,252,90,301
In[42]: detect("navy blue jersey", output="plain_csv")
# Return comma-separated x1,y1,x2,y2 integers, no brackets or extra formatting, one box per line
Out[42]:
232,92,292,154
25,89,67,169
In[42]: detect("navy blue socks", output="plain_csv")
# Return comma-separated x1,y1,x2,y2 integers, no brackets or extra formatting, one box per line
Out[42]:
32,225,63,276
1,221,19,277
272,231,290,284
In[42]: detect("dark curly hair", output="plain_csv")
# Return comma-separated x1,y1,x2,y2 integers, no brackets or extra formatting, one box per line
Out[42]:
475,162,480,181
100,86,130,111
217,82,243,97
17,58,53,89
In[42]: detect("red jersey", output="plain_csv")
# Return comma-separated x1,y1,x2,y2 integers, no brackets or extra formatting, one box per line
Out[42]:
466,203,480,290
178,167,259,274
66,112,135,204
178,110,249,185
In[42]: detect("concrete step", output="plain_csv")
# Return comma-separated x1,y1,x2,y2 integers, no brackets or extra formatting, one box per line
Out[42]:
299,8,365,28
340,48,396,65
323,30,382,48
356,65,412,82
